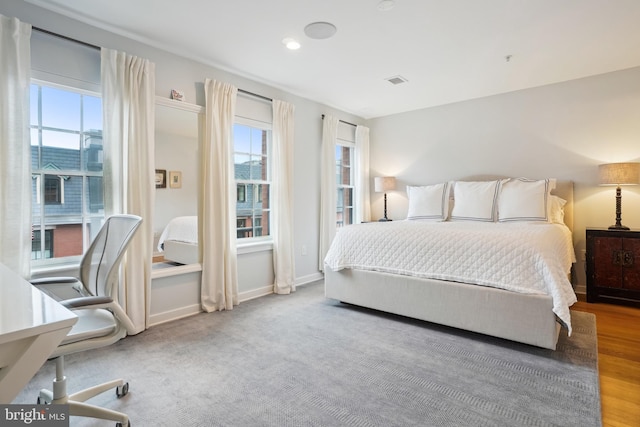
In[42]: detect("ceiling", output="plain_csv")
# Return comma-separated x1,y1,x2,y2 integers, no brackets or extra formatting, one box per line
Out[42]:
27,0,640,119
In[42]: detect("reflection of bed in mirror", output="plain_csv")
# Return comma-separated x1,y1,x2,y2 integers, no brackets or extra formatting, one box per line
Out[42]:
157,216,199,265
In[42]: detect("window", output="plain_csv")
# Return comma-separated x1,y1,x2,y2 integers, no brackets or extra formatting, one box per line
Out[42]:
31,229,53,260
233,121,271,240
237,184,247,203
30,82,104,264
336,142,355,228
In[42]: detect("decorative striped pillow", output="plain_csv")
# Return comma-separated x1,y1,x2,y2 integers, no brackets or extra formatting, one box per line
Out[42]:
498,178,554,222
406,183,450,221
450,180,501,222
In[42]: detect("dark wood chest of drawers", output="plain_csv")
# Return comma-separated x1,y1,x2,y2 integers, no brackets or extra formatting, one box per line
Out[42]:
586,228,640,307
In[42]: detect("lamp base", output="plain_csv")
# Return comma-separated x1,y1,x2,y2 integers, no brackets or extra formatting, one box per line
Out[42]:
378,218,392,222
608,224,630,230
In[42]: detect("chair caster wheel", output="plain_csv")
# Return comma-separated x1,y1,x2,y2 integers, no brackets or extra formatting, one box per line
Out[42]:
115,422,130,427
116,382,129,398
36,397,49,404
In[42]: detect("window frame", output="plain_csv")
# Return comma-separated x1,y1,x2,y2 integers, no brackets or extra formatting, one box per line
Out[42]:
336,138,355,229
233,116,273,244
30,79,105,268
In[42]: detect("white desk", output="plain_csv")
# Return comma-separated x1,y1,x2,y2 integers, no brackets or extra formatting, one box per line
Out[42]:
0,262,77,403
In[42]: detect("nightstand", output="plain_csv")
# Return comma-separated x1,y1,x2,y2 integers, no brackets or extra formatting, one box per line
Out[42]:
586,228,640,307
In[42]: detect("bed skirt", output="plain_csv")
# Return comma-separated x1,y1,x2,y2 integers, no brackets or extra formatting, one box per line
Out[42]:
324,267,561,350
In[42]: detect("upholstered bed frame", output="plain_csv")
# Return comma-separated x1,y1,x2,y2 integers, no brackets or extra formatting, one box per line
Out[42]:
324,179,574,350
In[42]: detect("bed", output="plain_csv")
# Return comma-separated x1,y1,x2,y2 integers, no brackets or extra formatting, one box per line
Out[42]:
157,216,199,265
324,178,577,350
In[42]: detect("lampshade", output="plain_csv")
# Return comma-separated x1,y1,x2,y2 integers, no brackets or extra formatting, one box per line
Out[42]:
374,176,396,193
598,162,640,186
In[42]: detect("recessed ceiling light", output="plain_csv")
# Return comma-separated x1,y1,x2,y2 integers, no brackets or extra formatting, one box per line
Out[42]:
385,75,408,85
304,22,337,40
377,0,396,11
282,37,301,50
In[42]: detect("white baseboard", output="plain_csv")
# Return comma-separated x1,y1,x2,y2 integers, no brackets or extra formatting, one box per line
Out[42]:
149,303,201,327
295,272,323,286
148,273,324,327
239,285,273,302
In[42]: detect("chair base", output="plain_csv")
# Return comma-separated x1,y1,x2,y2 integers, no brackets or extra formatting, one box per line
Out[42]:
38,357,130,426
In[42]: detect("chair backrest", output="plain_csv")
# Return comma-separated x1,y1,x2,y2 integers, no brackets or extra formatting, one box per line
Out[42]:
78,214,142,300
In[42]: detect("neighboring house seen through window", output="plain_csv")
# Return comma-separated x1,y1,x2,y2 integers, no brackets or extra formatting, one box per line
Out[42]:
30,82,105,263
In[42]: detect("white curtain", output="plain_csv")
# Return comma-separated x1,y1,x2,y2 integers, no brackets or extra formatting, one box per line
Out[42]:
272,100,296,294
318,115,339,271
101,48,156,334
354,125,371,223
201,79,238,311
0,16,31,278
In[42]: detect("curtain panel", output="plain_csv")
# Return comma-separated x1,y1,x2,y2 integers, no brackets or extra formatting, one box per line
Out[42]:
200,79,239,312
354,125,371,224
318,115,339,271
272,100,296,294
101,48,156,334
0,15,32,277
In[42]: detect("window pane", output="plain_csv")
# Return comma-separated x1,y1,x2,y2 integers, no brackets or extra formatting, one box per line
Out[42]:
83,95,102,131
83,132,103,172
42,130,81,170
257,184,269,209
86,176,104,214
42,86,81,131
257,210,270,237
344,207,353,226
249,156,264,181
234,154,251,179
343,187,353,207
234,124,251,154
250,128,266,156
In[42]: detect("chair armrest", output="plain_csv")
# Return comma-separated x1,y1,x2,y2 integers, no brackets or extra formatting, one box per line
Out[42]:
61,296,113,309
30,277,79,285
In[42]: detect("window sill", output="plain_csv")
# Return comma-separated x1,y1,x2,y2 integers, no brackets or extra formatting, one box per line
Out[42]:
238,239,273,255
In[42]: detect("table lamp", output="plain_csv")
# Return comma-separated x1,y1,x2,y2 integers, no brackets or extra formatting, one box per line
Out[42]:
599,162,640,230
374,176,396,221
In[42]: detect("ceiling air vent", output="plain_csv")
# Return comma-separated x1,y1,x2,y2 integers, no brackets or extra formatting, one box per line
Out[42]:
385,75,408,85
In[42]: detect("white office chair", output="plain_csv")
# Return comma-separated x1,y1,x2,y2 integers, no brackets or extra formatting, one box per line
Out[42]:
31,214,143,427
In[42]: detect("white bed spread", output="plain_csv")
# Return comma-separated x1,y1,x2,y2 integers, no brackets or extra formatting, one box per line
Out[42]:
157,216,198,252
324,220,577,333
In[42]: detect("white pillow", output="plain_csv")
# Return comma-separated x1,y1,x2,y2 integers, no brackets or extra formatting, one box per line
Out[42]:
498,178,553,222
548,195,567,224
406,183,450,221
450,180,501,222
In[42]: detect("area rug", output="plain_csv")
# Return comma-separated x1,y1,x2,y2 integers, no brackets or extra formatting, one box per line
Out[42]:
15,281,601,426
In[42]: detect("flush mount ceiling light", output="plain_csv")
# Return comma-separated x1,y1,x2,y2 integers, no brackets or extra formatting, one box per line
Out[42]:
282,37,301,50
377,0,396,11
304,22,337,40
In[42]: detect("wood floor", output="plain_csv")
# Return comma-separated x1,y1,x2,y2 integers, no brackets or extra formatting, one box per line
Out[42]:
571,299,640,427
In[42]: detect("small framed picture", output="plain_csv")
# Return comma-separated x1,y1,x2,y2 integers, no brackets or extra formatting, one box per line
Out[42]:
155,169,167,189
171,89,184,102
169,171,182,189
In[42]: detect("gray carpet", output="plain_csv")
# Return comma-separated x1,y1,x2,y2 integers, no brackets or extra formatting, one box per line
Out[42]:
15,281,601,426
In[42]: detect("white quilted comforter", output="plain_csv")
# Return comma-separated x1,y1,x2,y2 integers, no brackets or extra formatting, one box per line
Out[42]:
157,216,198,251
324,220,577,333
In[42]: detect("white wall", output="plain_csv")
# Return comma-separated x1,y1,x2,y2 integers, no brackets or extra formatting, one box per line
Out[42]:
2,0,364,290
366,67,640,291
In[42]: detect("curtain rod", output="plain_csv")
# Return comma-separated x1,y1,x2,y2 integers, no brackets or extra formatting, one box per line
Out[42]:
33,26,100,51
238,88,272,102
321,114,357,128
